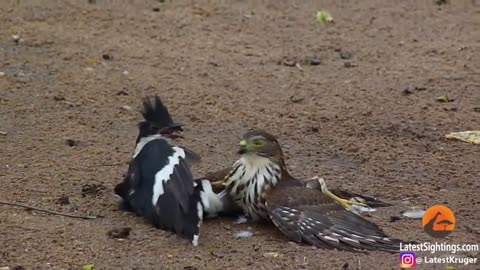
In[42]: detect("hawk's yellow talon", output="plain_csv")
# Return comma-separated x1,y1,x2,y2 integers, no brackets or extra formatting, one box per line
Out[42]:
324,190,368,209
211,180,225,190
314,176,368,209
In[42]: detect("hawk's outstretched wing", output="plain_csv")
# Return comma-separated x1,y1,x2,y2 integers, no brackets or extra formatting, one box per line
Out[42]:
265,185,400,253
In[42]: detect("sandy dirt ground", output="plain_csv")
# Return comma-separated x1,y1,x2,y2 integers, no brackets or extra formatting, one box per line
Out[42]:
1,0,479,269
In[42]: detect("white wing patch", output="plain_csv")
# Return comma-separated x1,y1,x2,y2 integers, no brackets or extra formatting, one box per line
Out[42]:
151,146,186,205
199,180,227,218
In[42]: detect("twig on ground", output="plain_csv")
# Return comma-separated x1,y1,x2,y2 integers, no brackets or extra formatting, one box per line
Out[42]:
92,162,124,167
0,201,98,220
7,225,42,232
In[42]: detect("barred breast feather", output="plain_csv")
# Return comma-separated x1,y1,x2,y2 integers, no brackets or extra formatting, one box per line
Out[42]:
224,155,281,220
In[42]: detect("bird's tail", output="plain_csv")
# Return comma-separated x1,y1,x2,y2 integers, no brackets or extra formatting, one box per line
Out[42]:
152,184,204,247
168,178,229,246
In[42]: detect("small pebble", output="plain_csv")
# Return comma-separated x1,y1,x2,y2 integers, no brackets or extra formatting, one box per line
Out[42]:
235,230,253,239
435,0,447,5
53,95,66,101
402,88,413,96
401,208,426,219
263,252,280,258
339,51,352,59
81,183,105,197
107,227,131,239
102,54,112,60
56,195,70,205
390,216,401,222
120,105,133,112
116,89,129,96
65,139,78,147
289,95,305,103
12,34,22,44
281,58,296,67
304,56,321,66
0,72,5,77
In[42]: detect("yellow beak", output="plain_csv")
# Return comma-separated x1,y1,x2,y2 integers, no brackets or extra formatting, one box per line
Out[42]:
238,139,250,154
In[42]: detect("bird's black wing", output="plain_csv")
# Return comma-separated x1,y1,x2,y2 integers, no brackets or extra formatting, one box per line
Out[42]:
266,185,401,253
138,140,195,211
118,138,203,242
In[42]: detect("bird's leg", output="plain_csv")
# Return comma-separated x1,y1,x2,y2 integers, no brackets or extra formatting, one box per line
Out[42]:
313,177,368,209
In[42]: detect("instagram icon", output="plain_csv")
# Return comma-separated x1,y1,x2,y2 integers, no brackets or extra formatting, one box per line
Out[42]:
400,252,417,268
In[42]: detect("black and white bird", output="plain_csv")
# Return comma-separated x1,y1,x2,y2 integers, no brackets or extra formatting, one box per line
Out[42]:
114,95,224,246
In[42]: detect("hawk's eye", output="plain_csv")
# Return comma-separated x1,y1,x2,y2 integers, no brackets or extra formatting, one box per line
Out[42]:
253,139,263,146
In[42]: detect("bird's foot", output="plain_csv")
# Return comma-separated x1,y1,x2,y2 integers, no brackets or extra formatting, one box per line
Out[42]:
351,204,377,216
210,180,225,190
328,192,369,209
314,177,368,209
234,215,249,224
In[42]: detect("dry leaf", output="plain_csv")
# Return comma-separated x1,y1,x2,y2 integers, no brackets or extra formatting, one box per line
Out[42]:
446,131,480,144
83,264,95,270
435,96,453,103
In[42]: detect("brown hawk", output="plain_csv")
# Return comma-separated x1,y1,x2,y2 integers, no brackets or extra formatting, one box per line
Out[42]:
212,129,404,252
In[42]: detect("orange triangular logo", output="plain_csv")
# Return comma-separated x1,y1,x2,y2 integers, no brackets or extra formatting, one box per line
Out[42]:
422,205,455,238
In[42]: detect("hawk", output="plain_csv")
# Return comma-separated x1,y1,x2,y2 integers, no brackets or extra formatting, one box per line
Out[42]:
218,129,404,252
114,96,224,246
207,171,391,215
